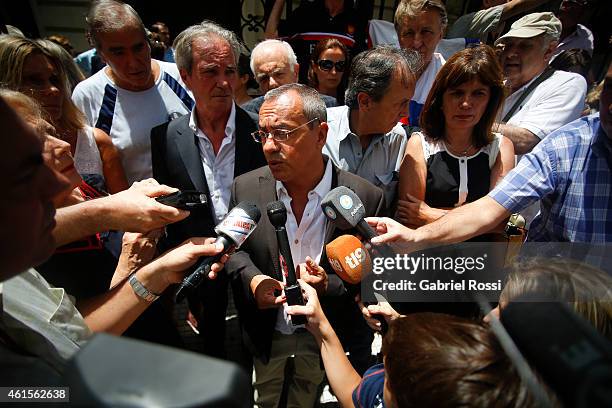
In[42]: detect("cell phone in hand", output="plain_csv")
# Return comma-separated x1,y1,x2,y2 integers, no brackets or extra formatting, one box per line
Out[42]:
156,190,208,210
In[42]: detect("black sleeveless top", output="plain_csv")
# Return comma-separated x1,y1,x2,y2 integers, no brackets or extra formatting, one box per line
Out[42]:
418,132,502,208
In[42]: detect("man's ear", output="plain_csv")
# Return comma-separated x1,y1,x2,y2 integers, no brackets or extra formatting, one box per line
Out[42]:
179,68,192,90
293,63,300,82
317,121,328,147
543,40,559,63
357,92,372,111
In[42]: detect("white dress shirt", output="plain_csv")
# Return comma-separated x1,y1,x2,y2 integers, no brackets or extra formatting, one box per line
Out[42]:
274,159,333,334
189,104,236,224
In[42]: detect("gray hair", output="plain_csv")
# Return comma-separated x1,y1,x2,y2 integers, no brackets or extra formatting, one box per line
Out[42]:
394,0,448,33
173,20,244,73
86,0,146,49
345,45,421,110
250,39,298,75
540,33,560,51
264,83,327,124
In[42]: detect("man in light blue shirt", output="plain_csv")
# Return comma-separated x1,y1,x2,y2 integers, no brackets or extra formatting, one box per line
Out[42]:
324,46,420,206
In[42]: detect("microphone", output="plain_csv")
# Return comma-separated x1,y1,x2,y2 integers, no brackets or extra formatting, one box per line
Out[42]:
175,201,261,303
501,298,612,408
266,201,306,326
325,235,372,284
326,234,388,333
321,186,394,257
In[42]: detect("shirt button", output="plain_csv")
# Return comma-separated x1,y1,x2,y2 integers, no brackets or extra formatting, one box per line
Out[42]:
461,159,465,163
294,239,299,245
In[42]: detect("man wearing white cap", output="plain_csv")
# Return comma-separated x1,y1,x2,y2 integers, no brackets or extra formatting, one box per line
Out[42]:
494,12,587,154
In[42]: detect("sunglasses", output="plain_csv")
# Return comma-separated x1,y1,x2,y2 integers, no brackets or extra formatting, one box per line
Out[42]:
317,59,347,72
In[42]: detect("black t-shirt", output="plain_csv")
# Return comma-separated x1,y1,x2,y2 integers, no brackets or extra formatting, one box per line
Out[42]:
279,0,368,82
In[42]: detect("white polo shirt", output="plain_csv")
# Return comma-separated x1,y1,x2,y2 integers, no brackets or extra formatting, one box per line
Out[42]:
500,70,587,140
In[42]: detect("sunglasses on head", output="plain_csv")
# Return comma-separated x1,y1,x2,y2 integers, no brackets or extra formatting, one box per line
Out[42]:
317,59,346,72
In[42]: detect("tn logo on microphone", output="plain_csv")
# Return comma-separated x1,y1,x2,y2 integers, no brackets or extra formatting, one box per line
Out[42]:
345,247,365,269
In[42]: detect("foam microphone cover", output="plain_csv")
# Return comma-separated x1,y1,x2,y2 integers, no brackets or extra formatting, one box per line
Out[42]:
326,235,372,284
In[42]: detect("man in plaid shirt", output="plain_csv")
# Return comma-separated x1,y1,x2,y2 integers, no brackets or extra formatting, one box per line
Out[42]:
366,64,612,244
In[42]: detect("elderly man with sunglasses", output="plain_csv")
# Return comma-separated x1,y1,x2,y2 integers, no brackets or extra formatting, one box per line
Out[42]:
324,45,420,208
225,83,385,407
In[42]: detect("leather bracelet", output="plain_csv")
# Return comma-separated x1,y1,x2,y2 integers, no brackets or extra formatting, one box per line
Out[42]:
128,273,160,302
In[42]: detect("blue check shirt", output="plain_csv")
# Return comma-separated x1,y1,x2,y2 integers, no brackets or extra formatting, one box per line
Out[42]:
489,114,612,242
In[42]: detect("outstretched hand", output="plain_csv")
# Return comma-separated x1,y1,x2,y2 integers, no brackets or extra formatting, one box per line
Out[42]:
297,256,328,294
356,294,401,332
365,216,417,244
104,178,190,233
250,275,286,309
286,279,329,338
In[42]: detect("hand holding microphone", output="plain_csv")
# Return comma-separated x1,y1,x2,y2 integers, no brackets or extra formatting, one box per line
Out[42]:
321,187,395,258
326,234,390,333
174,201,261,303
267,201,307,326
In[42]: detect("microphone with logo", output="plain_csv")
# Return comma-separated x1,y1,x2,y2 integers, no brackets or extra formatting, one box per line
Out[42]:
174,201,261,303
266,201,307,326
326,234,388,333
321,186,394,258
325,235,372,284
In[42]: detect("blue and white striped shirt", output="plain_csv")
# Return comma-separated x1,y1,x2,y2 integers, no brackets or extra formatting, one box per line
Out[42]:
489,114,612,242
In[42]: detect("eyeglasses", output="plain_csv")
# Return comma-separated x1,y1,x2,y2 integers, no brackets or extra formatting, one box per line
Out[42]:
317,59,346,72
251,117,320,143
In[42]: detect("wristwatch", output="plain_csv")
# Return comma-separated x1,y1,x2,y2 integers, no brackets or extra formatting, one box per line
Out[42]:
129,273,160,302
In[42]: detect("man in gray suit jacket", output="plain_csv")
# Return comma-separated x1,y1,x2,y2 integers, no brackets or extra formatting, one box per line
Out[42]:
225,83,385,408
150,22,266,363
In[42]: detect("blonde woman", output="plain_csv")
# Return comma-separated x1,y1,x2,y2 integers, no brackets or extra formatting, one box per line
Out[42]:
0,35,128,193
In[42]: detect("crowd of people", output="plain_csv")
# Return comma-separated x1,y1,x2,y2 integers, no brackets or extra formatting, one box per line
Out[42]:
0,0,610,407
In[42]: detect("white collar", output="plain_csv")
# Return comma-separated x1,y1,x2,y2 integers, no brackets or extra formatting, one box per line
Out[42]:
276,157,333,201
189,102,236,140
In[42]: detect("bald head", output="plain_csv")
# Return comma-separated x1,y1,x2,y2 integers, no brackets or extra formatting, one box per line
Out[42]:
250,40,299,93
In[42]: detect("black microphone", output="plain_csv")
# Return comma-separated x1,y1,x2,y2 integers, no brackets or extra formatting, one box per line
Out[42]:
501,298,612,408
266,201,307,326
175,201,261,303
321,186,394,258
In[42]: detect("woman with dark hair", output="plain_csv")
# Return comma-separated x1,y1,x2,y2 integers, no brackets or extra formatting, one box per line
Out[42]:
397,45,514,233
308,38,349,103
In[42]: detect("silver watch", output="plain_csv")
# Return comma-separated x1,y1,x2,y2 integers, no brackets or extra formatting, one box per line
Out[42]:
129,274,160,302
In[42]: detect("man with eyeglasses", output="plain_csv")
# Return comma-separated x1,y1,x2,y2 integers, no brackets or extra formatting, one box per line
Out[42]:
243,39,337,115
150,22,266,363
324,45,420,208
225,83,385,407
